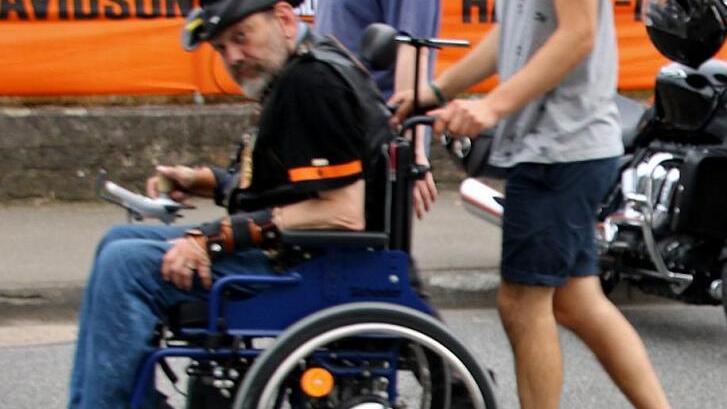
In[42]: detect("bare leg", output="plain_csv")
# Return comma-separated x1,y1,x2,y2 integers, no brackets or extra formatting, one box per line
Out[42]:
553,276,671,409
497,281,561,409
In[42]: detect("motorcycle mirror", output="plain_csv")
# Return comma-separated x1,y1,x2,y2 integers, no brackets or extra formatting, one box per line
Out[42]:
359,23,398,71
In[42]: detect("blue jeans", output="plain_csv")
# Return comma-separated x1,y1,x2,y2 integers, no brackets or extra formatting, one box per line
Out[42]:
68,224,275,409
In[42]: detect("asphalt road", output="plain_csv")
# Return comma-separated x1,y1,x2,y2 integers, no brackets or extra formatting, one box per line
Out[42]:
1,304,725,409
2,187,726,408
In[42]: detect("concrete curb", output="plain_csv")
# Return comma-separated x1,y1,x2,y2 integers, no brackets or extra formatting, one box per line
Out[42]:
0,270,502,322
0,285,83,325
420,268,501,308
0,269,667,325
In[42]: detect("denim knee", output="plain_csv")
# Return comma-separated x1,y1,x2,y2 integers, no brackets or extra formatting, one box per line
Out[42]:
96,239,167,286
95,225,144,257
95,224,187,257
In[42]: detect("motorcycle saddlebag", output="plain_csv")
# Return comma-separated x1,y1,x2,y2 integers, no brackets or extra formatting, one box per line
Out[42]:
671,147,727,239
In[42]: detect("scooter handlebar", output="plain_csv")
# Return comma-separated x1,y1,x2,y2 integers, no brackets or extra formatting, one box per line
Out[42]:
96,169,188,224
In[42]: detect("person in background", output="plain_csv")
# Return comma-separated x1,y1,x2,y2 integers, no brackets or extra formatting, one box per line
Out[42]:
315,0,440,219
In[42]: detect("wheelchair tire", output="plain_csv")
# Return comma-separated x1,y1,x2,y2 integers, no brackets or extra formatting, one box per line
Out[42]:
232,302,497,409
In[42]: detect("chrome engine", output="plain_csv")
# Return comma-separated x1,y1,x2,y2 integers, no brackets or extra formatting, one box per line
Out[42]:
597,151,696,293
457,150,724,303
599,152,682,237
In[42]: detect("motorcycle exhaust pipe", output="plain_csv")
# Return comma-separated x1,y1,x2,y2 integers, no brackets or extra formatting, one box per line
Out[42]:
459,178,504,227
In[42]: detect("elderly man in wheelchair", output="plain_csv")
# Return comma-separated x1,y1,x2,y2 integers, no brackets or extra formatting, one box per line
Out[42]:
67,1,497,408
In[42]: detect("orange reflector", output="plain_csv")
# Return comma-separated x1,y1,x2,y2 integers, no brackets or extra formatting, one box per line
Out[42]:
300,367,335,398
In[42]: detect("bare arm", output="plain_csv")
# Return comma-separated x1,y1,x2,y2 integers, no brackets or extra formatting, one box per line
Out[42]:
394,44,430,157
274,180,365,231
147,165,217,201
394,45,428,95
393,45,438,218
430,0,599,136
162,180,365,290
482,0,597,119
389,26,500,123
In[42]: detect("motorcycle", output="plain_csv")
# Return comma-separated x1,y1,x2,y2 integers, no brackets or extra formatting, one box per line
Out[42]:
448,58,727,323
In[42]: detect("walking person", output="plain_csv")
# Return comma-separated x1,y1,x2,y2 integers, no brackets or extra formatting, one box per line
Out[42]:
315,0,441,218
391,1,672,408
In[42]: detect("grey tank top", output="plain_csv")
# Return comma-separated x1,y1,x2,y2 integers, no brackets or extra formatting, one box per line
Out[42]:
490,0,624,167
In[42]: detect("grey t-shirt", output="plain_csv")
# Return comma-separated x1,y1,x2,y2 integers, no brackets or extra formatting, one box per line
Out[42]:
490,0,624,167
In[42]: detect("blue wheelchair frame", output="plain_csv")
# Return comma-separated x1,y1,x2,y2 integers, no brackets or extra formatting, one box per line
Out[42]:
128,115,446,409
131,245,436,408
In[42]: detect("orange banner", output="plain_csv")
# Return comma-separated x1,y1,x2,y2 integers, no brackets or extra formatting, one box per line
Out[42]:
0,0,724,96
436,0,727,92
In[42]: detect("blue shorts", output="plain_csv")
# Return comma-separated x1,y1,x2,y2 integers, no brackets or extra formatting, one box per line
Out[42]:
501,157,618,287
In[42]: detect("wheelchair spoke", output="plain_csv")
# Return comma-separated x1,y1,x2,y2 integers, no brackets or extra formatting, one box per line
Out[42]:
233,303,497,409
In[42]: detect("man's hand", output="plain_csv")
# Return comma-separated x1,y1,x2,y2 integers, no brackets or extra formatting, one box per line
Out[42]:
387,89,415,128
413,155,437,219
146,165,215,202
161,237,213,291
388,85,438,128
428,98,499,138
388,86,440,220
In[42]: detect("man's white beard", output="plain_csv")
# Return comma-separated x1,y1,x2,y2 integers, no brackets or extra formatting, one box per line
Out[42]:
241,73,273,101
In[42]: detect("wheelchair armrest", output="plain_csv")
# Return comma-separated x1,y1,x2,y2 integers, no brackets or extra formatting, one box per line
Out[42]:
280,230,389,248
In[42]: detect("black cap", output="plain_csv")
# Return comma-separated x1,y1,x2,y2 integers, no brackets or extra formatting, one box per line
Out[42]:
182,0,304,51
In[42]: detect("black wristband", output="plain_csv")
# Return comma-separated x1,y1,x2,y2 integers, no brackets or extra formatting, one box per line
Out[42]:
428,82,447,107
230,209,280,250
198,220,221,239
194,217,233,259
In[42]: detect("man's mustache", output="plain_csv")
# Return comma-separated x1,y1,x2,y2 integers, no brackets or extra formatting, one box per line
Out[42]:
231,63,265,78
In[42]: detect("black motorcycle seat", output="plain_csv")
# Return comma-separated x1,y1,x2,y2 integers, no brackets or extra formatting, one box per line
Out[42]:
615,94,647,151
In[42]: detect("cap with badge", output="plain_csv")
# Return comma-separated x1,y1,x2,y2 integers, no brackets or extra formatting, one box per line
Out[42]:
182,0,304,51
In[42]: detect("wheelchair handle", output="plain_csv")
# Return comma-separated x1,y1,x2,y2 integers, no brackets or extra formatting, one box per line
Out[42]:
395,35,470,49
399,115,435,137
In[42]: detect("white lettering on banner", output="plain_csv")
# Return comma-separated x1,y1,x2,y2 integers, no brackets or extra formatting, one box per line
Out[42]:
296,0,316,17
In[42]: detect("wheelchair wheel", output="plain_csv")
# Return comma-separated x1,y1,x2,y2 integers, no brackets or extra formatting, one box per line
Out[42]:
232,302,497,409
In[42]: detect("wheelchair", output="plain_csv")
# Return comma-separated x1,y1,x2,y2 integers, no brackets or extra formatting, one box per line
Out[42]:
95,25,498,409
109,114,498,409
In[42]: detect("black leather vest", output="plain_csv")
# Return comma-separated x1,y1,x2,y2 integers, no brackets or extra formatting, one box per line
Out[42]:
226,32,393,232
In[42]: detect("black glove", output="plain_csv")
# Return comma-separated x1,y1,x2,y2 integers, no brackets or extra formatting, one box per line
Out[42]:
187,209,279,260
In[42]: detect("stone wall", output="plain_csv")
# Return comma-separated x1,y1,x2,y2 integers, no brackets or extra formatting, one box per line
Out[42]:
0,104,464,202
